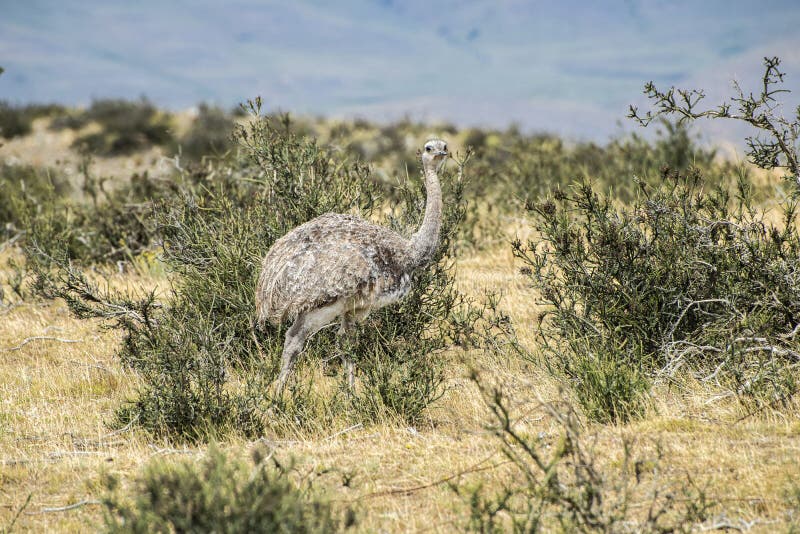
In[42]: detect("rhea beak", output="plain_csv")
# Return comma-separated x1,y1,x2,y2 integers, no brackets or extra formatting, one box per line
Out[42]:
436,150,448,157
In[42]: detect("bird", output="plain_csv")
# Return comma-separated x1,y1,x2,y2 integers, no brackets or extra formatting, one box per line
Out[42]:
255,138,449,391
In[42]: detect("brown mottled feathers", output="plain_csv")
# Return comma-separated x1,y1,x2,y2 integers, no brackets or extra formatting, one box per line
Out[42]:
256,213,412,326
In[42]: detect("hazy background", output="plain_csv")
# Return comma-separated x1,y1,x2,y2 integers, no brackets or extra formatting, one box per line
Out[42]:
2,0,799,146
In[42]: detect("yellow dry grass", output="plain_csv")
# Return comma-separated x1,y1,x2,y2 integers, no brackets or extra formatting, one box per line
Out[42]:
1,236,799,533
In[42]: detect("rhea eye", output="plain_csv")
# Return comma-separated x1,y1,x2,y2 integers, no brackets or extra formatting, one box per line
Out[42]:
425,146,432,152
443,145,447,152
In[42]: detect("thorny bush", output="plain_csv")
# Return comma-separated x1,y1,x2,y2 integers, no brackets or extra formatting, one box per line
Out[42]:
515,168,800,422
454,377,712,532
103,443,353,533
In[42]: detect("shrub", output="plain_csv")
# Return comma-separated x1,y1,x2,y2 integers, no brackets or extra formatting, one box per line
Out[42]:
515,168,800,422
467,119,721,211
454,380,711,532
12,157,196,269
29,99,475,438
71,98,174,156
103,444,351,533
178,103,236,161
0,163,71,233
0,101,34,139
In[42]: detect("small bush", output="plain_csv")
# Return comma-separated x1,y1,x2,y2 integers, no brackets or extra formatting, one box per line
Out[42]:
0,101,34,139
0,163,71,233
103,444,351,533
14,158,195,268
454,380,711,532
0,102,59,139
516,169,800,422
71,98,174,156
558,338,650,424
178,103,236,161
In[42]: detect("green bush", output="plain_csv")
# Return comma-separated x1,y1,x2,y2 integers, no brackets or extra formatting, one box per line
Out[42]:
0,101,34,139
0,163,71,232
14,159,196,268
29,99,476,438
515,169,800,422
178,103,236,161
454,381,711,532
71,98,174,156
103,444,351,533
468,119,720,209
0,101,65,139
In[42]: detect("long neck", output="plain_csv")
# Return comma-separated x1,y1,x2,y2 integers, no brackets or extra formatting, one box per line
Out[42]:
409,164,443,268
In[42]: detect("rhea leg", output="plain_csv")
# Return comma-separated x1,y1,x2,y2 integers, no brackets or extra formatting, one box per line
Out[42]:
338,314,356,390
275,303,343,393
276,314,307,393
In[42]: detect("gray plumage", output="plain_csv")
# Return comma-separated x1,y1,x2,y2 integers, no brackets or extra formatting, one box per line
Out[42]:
256,214,412,325
256,138,449,390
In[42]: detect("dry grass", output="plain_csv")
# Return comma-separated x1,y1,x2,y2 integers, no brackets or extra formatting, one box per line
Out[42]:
2,238,800,533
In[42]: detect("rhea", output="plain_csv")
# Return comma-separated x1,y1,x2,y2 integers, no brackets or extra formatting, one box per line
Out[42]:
255,139,448,391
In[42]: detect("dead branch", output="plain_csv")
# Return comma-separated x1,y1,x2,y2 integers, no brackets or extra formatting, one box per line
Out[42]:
355,453,508,500
147,445,198,457
25,499,101,515
1,336,82,352
0,230,25,253
323,423,363,441
69,360,113,373
48,450,110,459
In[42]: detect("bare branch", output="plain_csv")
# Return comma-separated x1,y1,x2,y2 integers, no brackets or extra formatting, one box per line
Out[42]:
25,499,101,515
1,336,82,352
629,56,800,188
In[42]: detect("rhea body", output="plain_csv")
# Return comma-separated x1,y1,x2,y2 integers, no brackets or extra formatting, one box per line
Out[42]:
255,139,449,390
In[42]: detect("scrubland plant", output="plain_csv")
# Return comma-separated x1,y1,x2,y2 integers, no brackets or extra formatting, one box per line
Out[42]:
454,379,711,532
3,157,192,282
27,98,477,438
64,98,175,156
0,101,65,139
102,444,352,533
517,57,800,423
466,120,721,209
516,169,800,422
177,103,236,161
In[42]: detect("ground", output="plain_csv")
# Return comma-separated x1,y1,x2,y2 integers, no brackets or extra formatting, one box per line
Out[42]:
1,240,799,532
1,116,799,532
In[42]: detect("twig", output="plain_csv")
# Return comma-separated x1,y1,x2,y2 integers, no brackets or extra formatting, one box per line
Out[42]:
733,393,794,424
324,423,363,441
698,514,778,532
25,499,101,515
48,450,110,459
2,458,34,467
665,299,730,342
69,360,113,373
147,445,198,457
355,453,507,500
1,336,82,352
5,493,32,530
101,415,139,439
0,230,25,253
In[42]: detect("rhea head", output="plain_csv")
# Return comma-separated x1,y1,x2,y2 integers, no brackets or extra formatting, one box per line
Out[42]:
421,138,449,171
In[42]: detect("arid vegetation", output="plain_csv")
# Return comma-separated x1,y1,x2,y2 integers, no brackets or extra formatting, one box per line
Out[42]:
2,58,800,532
